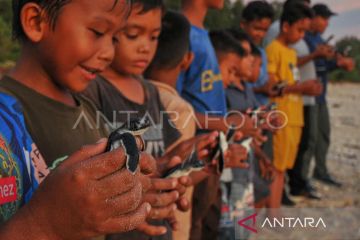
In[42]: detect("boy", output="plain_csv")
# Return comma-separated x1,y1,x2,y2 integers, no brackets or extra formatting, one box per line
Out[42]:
83,2,210,239
222,28,277,205
180,1,261,238
265,3,322,209
263,0,311,47
210,30,253,240
0,96,152,238
0,0,154,238
144,11,196,240
240,0,276,106
303,3,354,187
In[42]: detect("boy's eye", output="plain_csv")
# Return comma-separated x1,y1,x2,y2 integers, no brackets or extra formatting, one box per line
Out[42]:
151,35,160,41
125,32,138,40
90,29,104,37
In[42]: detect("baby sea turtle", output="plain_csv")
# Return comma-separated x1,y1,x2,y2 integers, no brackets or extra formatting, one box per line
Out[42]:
163,146,205,178
208,127,237,174
106,117,150,174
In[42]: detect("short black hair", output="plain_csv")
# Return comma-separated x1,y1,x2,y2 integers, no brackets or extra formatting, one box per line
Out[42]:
227,28,251,44
145,11,190,73
280,2,313,26
284,0,311,10
242,1,275,22
210,30,246,58
12,0,126,41
132,0,165,14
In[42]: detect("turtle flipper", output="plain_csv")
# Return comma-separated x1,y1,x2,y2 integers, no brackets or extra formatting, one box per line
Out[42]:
120,132,140,174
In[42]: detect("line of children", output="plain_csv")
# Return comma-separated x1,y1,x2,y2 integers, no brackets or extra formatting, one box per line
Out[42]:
0,0,209,239
0,0,356,240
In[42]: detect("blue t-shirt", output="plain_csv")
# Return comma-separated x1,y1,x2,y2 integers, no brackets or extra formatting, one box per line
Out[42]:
0,93,47,222
177,25,227,116
304,32,337,104
246,47,269,105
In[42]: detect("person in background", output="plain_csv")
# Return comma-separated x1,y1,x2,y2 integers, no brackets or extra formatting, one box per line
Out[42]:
263,0,311,47
303,3,354,187
265,3,322,212
144,11,196,240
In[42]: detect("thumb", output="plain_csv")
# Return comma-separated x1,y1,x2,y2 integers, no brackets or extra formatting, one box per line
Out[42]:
60,138,108,168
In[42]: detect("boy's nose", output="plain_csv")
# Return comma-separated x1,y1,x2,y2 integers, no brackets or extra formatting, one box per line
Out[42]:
98,41,115,64
138,44,150,54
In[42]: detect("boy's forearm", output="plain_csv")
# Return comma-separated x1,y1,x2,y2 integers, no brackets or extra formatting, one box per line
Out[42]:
297,53,317,67
195,112,227,133
283,83,303,95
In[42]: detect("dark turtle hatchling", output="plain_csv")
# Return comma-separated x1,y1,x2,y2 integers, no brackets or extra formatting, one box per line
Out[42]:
106,117,150,174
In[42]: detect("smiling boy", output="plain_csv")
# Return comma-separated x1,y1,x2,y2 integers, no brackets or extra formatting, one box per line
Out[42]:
0,0,155,239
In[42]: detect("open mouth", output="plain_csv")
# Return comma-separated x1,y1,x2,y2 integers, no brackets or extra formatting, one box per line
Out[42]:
81,65,102,75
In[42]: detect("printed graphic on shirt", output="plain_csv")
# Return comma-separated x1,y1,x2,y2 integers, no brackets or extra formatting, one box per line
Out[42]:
0,93,49,222
289,63,300,82
201,70,222,92
0,136,21,221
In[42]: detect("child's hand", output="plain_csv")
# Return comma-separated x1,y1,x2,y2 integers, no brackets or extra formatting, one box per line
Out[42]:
156,132,218,176
224,144,249,169
259,156,277,182
300,80,323,96
138,178,180,236
315,44,335,59
227,114,265,143
337,55,355,72
23,139,151,240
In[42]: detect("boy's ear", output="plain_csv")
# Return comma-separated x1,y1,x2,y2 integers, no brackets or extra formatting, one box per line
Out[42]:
240,21,245,29
282,22,290,34
180,52,195,71
21,3,48,42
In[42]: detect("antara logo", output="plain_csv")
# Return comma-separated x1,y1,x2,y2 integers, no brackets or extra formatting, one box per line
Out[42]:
237,213,258,233
237,213,327,233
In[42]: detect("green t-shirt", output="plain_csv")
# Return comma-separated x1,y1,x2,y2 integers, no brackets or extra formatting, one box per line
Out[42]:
0,76,108,166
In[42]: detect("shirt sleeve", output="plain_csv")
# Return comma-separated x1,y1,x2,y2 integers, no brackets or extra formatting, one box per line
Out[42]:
266,43,280,81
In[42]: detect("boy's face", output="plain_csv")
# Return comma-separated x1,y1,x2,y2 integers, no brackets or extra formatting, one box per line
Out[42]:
283,18,309,44
249,56,262,83
241,18,272,45
111,4,162,76
36,0,128,92
219,53,242,86
311,16,330,34
206,0,225,10
238,41,254,80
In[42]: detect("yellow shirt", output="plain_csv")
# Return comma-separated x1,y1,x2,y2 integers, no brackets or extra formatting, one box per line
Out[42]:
266,40,304,127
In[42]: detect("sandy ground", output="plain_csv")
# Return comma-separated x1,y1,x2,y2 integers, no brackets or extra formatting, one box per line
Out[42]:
250,83,360,240
296,83,360,208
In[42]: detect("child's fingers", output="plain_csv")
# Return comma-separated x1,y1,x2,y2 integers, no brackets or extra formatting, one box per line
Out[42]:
104,181,143,216
61,138,108,168
139,152,157,175
149,204,177,220
137,222,167,236
77,146,128,180
98,169,137,198
101,202,151,234
150,178,178,191
144,190,179,208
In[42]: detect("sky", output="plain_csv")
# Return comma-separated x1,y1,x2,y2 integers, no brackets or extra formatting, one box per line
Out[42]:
240,0,360,41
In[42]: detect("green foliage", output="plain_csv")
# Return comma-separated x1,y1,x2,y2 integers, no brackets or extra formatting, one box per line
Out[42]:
330,37,360,82
0,0,359,83
164,0,244,30
0,0,19,66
